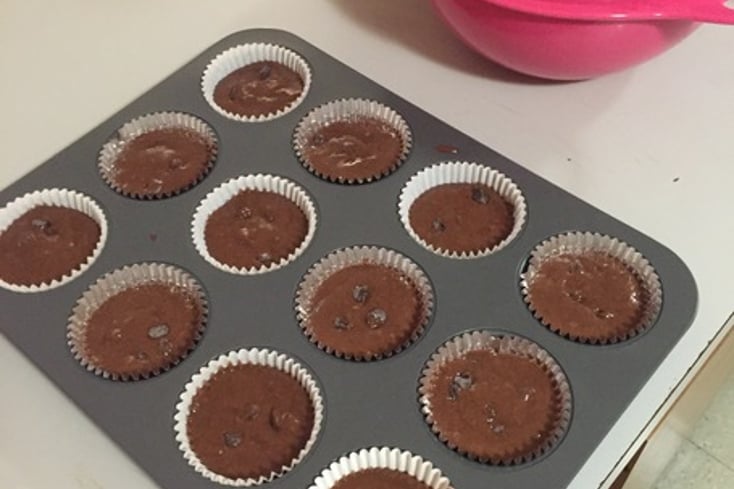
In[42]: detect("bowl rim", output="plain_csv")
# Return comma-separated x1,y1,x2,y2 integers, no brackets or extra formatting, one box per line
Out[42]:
479,0,697,22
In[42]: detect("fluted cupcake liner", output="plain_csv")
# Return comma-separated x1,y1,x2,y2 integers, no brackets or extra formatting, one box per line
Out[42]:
98,111,218,199
418,331,572,465
293,98,412,184
295,245,434,361
398,162,527,259
520,231,663,344
66,262,208,381
202,43,312,122
308,447,453,489
191,174,318,275
174,348,324,486
0,188,108,293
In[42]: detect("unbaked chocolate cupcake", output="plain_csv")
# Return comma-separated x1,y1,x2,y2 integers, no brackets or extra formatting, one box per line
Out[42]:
295,246,433,361
308,447,453,489
174,348,323,486
399,162,526,259
293,99,412,184
419,331,572,465
67,263,207,381
98,112,218,199
192,174,317,275
0,189,107,293
202,43,312,122
521,232,662,344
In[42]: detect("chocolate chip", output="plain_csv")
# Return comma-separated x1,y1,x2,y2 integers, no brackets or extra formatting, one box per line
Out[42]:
269,408,295,432
485,404,497,422
144,144,173,156
448,372,473,400
455,372,473,389
239,207,253,219
567,290,584,303
594,308,614,320
31,218,57,236
168,157,186,170
333,316,351,330
228,85,244,101
269,408,281,431
366,308,387,329
521,387,537,402
158,338,173,356
258,63,272,80
256,252,273,265
471,186,489,204
135,351,149,362
352,284,369,303
149,178,164,194
431,219,446,233
147,324,169,339
31,219,50,230
223,432,242,448
247,404,260,420
568,259,583,273
484,404,505,433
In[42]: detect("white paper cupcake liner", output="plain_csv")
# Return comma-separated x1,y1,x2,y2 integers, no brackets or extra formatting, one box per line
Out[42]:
191,174,317,275
174,348,324,486
0,188,108,293
295,245,434,361
202,43,312,122
98,111,218,199
308,447,453,489
398,162,527,259
520,231,663,344
66,262,208,381
293,98,412,184
418,331,572,465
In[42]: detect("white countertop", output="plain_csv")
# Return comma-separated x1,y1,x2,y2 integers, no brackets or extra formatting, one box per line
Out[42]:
1,1,733,488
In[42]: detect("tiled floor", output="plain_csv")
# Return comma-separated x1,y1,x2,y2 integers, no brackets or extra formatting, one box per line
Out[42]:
652,372,734,488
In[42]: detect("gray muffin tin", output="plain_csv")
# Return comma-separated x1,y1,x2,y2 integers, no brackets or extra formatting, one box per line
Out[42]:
0,29,697,489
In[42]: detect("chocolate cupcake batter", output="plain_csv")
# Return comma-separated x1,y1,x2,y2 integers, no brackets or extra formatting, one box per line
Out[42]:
427,350,558,462
303,118,403,182
526,252,647,342
83,283,204,378
0,206,100,286
332,469,432,489
111,128,214,198
204,190,308,270
186,364,315,480
213,61,304,117
409,183,514,253
306,264,421,359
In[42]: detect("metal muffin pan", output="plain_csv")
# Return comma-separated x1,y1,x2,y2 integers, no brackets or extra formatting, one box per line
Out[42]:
0,29,697,489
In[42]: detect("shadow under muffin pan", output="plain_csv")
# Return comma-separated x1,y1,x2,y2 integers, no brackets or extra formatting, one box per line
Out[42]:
0,29,697,489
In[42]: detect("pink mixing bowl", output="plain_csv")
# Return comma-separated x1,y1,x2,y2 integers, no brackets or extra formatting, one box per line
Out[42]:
431,0,734,80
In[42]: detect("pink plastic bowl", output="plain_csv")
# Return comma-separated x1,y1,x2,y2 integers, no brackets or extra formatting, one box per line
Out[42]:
431,0,701,80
